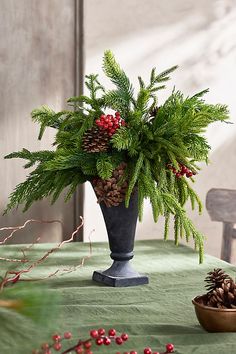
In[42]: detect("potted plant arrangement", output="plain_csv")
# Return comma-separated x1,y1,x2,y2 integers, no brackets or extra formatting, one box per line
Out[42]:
192,268,236,332
5,51,229,286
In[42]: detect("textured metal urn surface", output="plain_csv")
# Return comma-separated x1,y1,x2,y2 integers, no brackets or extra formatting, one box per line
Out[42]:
192,295,236,332
92,189,149,287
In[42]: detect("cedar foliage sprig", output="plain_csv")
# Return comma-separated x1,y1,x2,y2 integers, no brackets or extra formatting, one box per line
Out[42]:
4,50,230,262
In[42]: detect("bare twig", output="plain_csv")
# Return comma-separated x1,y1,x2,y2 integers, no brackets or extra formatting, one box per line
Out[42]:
0,217,84,291
0,219,63,245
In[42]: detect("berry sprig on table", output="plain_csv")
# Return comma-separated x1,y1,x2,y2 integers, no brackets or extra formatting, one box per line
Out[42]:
167,162,196,179
95,111,126,136
32,328,174,354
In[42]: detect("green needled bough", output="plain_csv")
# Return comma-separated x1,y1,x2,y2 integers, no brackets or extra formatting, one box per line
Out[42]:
4,50,230,263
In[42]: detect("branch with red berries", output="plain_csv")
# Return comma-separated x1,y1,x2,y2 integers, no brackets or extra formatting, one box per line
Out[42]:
32,328,175,354
166,163,197,179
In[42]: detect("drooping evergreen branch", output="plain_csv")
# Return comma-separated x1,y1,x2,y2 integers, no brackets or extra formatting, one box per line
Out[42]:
4,51,230,262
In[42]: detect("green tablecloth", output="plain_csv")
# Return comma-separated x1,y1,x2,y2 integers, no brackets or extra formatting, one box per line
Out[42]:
1,240,236,354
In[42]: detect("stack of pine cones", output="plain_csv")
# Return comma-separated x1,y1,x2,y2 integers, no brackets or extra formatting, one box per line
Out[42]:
82,118,129,207
92,162,128,207
204,268,236,309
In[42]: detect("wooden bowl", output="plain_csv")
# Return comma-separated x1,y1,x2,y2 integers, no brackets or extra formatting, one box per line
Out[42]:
192,295,236,332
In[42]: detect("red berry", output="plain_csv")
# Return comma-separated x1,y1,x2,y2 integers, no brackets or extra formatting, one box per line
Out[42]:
153,352,160,354
41,343,49,350
100,114,106,120
108,121,113,127
95,119,100,124
108,328,116,337
104,117,109,123
181,166,188,174
121,333,128,341
110,128,116,134
186,172,193,178
104,124,109,129
96,338,103,346
86,351,93,354
121,120,126,126
144,348,152,354
53,342,62,351
175,172,182,178
98,328,106,336
172,168,177,174
90,330,98,338
52,334,61,342
115,337,123,345
103,337,111,345
64,331,72,339
115,111,120,116
130,351,138,354
75,346,83,353
166,343,174,352
84,341,92,349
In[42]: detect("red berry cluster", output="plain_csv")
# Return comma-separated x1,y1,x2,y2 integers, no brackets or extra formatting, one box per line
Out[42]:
95,112,126,136
90,328,128,347
167,163,196,179
32,328,174,354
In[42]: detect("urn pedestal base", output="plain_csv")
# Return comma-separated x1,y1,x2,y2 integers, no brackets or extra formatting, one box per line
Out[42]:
92,260,149,287
93,189,149,287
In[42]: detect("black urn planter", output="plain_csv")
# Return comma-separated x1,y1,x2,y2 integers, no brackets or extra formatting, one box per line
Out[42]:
92,190,149,287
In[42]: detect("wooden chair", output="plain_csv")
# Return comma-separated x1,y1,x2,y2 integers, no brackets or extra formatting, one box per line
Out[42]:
206,188,236,263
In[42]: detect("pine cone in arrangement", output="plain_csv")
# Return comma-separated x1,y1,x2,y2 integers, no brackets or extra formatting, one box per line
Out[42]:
92,162,128,207
82,126,110,153
149,106,159,117
204,268,231,292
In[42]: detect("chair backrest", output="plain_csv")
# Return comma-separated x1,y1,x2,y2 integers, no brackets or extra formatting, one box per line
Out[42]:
206,188,236,223
206,188,236,262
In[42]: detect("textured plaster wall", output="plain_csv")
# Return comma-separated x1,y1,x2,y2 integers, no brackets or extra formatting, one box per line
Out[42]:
83,0,236,260
0,0,76,243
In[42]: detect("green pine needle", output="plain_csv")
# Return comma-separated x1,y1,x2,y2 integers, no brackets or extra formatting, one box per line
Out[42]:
4,50,230,263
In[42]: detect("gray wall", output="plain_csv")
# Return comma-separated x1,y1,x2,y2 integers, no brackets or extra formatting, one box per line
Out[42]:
0,0,77,242
83,0,236,260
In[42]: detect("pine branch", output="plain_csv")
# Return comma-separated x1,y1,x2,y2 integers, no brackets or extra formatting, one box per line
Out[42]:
103,50,134,109
125,152,144,207
96,155,113,179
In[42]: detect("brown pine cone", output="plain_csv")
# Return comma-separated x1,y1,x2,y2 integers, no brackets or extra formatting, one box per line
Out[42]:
204,268,231,293
82,126,110,153
206,278,236,309
92,162,128,207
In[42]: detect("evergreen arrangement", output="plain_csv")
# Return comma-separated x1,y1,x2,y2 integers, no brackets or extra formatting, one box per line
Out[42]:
5,50,230,262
